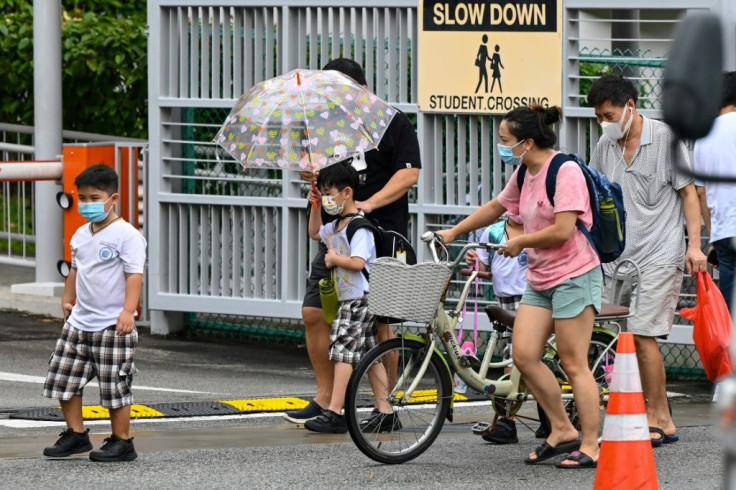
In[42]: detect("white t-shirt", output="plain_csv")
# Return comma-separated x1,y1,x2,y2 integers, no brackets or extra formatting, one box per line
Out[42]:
476,227,527,298
694,112,736,242
68,219,147,331
319,218,375,301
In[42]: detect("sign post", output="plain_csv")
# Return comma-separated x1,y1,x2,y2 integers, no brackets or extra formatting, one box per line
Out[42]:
418,0,563,114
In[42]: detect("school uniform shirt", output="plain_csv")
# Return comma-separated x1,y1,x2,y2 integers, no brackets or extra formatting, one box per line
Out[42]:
319,219,376,302
694,112,736,243
590,115,692,276
476,226,528,298
497,153,599,291
68,219,147,332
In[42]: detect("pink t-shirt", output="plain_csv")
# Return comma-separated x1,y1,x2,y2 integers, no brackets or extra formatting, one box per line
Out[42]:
497,153,600,290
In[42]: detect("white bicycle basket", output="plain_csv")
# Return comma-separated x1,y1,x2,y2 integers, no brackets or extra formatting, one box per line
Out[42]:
368,257,453,323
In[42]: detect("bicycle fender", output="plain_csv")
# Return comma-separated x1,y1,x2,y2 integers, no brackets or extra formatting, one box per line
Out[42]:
399,333,455,421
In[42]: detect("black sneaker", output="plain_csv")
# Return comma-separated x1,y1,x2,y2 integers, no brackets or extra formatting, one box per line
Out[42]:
43,428,93,457
481,418,519,444
304,410,347,433
359,409,402,433
89,435,138,462
283,399,326,424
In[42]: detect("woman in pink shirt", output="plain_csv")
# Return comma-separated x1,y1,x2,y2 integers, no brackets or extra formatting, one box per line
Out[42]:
438,105,601,469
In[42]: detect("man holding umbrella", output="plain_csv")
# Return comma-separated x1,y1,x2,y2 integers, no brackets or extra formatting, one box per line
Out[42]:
284,58,421,426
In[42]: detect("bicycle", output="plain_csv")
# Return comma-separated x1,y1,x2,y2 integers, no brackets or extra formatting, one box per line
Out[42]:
344,231,641,464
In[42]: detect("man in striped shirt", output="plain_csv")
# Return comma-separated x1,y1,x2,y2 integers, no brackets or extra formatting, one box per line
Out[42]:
587,74,707,447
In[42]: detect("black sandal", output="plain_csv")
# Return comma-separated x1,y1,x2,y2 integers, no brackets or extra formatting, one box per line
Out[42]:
556,450,598,469
524,439,581,464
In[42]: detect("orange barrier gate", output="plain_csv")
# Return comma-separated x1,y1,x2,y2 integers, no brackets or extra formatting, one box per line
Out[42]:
59,144,139,267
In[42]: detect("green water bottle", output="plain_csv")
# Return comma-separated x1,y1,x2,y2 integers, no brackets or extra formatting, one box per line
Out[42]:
600,198,623,242
319,278,339,325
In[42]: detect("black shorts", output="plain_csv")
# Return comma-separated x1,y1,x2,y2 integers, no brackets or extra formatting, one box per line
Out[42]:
303,243,330,309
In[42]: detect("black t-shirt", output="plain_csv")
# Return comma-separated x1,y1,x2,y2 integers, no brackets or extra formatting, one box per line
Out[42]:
318,110,421,236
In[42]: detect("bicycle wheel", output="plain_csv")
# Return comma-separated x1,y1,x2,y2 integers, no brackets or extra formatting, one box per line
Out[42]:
344,337,453,464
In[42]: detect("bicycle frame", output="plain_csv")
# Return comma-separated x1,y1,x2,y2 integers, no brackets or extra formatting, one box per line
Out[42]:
397,233,622,407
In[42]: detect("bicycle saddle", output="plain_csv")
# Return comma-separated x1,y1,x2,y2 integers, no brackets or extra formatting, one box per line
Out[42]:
484,304,516,330
597,302,630,319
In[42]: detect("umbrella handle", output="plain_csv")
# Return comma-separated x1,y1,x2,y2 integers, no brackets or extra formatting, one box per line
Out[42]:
311,180,318,210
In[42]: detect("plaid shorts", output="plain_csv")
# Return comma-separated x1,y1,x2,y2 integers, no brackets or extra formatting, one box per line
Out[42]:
43,323,138,409
498,294,522,311
329,295,377,365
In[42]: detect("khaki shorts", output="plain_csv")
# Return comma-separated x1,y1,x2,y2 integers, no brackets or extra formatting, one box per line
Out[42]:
603,266,683,338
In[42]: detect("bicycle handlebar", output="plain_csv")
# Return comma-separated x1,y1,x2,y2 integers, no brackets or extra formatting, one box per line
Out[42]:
420,231,503,269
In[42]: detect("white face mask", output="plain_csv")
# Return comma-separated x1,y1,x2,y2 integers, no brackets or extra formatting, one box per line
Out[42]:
600,104,634,141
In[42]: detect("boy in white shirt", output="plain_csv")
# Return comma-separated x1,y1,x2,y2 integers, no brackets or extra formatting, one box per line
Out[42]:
304,162,397,433
43,164,146,462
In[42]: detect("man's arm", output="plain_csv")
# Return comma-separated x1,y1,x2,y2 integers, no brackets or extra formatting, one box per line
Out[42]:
678,183,707,274
356,167,419,214
695,185,711,238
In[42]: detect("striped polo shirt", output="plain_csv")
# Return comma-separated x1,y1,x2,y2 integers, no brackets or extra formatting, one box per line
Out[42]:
590,115,693,276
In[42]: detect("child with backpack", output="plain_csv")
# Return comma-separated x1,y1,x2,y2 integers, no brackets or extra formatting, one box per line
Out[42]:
304,162,399,434
466,219,530,444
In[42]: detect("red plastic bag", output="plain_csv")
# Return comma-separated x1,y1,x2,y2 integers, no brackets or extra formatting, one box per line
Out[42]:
679,272,733,382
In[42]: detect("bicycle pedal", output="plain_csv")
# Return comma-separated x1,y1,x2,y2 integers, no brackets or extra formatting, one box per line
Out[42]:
461,355,481,370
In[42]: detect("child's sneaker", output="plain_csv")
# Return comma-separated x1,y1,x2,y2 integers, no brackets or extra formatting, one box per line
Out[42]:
89,435,138,462
359,409,402,433
304,410,347,433
481,418,518,444
283,399,326,424
43,428,93,457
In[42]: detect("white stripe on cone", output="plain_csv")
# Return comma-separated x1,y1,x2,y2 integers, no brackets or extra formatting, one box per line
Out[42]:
608,353,643,393
601,413,650,441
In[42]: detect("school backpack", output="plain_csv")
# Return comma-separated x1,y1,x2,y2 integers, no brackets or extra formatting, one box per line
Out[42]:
346,211,417,279
516,153,626,263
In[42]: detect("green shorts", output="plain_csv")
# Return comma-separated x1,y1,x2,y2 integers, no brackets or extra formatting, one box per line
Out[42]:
520,267,602,319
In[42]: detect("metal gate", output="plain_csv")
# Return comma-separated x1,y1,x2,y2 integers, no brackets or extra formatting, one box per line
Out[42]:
147,0,731,373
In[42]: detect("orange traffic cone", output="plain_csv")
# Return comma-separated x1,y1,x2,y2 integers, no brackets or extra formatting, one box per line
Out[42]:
593,332,658,489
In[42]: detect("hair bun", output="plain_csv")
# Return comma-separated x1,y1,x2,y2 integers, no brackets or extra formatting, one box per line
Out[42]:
542,106,562,125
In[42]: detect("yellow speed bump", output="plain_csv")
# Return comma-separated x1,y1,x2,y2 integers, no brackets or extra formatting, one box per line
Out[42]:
219,397,309,412
395,389,468,403
79,404,164,420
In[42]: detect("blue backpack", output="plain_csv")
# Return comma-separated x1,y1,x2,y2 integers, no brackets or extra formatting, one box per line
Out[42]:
516,153,626,263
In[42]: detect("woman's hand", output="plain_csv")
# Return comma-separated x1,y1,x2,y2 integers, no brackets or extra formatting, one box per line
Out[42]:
500,236,524,258
436,229,457,246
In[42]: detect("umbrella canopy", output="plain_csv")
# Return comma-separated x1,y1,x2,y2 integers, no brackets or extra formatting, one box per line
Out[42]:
214,69,397,172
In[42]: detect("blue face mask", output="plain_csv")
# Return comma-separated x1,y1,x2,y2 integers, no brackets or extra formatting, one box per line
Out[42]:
497,139,526,165
78,196,113,223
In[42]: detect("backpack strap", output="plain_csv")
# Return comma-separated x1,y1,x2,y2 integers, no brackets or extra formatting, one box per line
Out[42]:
547,154,600,257
518,153,599,255
345,212,377,281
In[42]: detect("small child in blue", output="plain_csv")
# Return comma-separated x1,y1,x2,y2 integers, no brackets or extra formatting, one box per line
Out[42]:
305,162,397,433
467,219,530,444
42,164,146,462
